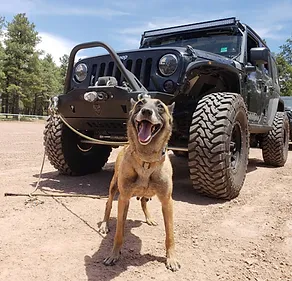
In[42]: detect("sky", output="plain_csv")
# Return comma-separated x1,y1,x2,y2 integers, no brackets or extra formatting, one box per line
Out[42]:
0,0,292,65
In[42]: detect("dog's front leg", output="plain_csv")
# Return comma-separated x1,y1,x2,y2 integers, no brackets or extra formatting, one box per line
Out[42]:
99,176,118,234
161,196,181,271
103,195,129,266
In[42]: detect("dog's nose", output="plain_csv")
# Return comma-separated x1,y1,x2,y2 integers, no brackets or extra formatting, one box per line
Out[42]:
141,108,153,116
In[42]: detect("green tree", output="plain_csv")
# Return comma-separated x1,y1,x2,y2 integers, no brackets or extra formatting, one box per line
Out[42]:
39,54,62,115
0,16,6,112
276,54,292,96
280,37,292,65
3,13,40,114
23,52,44,115
59,54,69,88
277,35,292,96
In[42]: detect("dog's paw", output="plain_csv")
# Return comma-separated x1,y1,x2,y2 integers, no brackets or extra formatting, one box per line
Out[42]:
166,257,181,272
146,218,158,226
103,252,121,266
98,222,109,235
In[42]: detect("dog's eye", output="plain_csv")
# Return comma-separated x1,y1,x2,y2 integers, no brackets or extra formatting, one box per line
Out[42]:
157,103,165,113
135,100,144,111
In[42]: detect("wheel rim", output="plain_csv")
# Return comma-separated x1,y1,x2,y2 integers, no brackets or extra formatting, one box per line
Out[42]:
230,122,242,170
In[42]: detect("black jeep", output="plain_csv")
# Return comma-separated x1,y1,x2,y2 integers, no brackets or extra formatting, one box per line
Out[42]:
44,17,289,200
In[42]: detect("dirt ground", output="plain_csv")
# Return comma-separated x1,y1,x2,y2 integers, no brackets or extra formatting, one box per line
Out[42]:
0,121,291,281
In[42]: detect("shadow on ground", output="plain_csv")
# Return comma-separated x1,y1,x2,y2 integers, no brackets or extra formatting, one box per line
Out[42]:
32,153,276,206
247,157,281,173
32,162,115,197
84,219,164,281
46,193,164,281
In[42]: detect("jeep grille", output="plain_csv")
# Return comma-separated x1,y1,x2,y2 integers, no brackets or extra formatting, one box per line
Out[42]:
91,58,153,88
86,119,127,136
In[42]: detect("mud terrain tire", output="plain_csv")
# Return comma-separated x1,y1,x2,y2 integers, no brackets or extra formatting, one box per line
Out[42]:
262,112,289,167
188,92,249,200
44,114,112,175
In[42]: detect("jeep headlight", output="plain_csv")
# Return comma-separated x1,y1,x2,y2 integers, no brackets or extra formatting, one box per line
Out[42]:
158,54,178,76
74,63,88,82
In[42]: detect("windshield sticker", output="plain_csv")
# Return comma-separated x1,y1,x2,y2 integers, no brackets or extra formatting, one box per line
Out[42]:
220,47,228,53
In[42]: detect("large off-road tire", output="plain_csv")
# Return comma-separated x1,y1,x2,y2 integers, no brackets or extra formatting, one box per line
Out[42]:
44,114,112,175
262,112,289,167
188,92,249,200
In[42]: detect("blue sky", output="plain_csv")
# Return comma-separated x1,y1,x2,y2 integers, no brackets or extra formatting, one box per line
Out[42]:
1,0,292,65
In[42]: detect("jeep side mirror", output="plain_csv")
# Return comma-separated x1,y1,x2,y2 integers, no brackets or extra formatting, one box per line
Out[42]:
250,47,269,64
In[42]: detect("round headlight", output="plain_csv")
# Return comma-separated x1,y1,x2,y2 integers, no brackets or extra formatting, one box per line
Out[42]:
74,63,88,82
158,54,178,76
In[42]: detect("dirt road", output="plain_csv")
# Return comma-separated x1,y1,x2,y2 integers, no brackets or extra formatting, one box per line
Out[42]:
0,121,291,281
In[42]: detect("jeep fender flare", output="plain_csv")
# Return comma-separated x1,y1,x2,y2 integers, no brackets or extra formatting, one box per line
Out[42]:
266,97,285,127
184,61,241,95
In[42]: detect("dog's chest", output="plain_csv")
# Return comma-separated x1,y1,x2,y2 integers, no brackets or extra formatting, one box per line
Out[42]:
131,167,157,197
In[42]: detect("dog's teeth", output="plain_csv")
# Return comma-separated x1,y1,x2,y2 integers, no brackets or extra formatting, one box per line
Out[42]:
151,126,155,133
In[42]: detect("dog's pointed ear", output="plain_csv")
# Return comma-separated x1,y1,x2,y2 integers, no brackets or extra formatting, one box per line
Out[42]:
130,98,136,108
167,102,175,115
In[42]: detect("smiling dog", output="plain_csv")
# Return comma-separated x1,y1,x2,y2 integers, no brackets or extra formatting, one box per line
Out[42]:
98,97,180,271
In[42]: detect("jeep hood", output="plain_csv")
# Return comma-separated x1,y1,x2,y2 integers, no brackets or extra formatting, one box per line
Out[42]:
80,46,235,66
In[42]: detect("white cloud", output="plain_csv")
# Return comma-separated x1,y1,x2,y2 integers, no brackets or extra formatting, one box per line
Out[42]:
1,29,76,65
119,11,236,36
37,32,76,65
253,25,285,40
118,11,236,50
240,2,292,41
118,37,141,50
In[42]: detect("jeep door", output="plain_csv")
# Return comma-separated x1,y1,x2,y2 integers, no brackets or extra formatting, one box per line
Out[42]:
258,52,276,125
245,33,264,124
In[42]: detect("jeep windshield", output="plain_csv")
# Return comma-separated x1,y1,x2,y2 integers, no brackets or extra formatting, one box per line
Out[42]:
140,29,242,59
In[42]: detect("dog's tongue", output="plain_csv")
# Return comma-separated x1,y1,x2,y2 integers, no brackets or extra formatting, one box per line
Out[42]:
138,121,152,143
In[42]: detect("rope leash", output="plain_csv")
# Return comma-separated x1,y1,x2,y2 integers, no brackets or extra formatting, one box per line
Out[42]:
4,93,153,199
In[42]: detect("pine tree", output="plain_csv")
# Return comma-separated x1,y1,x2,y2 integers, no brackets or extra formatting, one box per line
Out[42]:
0,17,6,112
3,13,40,114
59,54,69,88
39,54,62,115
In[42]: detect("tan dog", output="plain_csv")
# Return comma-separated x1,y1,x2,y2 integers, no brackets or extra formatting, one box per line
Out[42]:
99,97,180,271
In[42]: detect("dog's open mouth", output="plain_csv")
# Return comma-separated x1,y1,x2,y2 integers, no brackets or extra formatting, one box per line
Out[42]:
136,120,162,145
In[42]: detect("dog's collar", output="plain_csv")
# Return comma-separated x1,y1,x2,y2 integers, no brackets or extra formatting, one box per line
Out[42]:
134,147,167,170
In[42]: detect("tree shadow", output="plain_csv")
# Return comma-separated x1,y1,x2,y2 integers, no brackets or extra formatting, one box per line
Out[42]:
84,219,164,281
